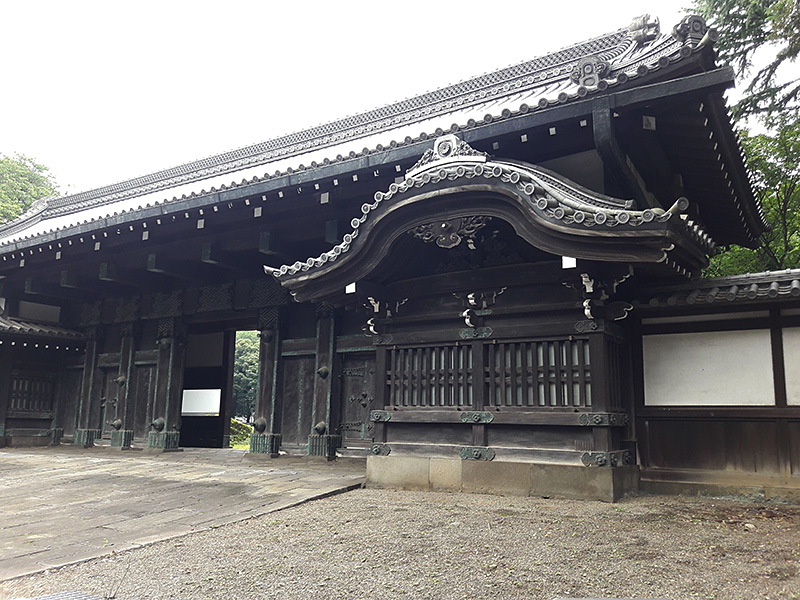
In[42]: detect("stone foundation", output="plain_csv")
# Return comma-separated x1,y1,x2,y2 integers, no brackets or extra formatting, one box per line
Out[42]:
50,428,64,445
110,429,134,449
74,429,101,448
367,455,639,502
147,430,181,451
250,433,281,456
308,434,341,460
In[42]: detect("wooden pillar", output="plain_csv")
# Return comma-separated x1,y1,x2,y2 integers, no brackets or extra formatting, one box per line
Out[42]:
0,343,11,445
251,308,281,455
111,324,137,448
588,330,613,453
74,327,102,447
471,340,489,447
148,318,185,451
370,345,389,446
308,303,339,458
220,330,236,448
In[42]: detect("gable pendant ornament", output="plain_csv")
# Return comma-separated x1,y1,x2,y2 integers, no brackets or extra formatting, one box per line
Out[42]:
408,216,492,249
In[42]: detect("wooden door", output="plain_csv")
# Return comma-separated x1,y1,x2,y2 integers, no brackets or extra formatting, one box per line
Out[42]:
279,355,316,447
99,369,121,435
338,354,376,446
131,364,156,439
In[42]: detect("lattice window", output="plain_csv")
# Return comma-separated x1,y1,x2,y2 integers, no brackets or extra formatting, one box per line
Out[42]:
486,339,591,407
388,345,473,407
10,370,56,412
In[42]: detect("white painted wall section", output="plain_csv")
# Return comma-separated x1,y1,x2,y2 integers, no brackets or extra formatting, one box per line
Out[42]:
643,330,775,406
782,327,800,406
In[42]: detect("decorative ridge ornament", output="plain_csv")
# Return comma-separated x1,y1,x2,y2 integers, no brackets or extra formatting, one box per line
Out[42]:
629,14,660,46
405,134,487,178
570,56,612,87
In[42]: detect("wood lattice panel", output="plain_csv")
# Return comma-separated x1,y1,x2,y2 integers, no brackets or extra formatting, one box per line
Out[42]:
388,345,474,407
487,339,591,407
10,370,56,412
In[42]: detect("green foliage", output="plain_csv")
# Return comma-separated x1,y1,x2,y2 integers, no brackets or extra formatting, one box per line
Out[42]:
706,117,800,276
0,153,59,224
233,330,259,421
694,0,800,119
229,418,253,445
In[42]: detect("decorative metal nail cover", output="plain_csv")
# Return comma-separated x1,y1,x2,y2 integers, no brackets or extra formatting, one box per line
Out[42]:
460,412,495,424
460,446,496,461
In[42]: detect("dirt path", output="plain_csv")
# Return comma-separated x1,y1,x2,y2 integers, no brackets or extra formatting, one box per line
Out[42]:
2,489,799,600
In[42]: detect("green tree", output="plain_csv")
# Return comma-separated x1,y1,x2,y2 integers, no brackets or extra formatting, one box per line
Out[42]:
233,331,260,422
0,153,59,224
706,117,800,276
694,0,800,119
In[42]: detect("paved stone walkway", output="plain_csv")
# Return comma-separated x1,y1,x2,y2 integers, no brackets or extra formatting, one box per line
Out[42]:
0,445,365,581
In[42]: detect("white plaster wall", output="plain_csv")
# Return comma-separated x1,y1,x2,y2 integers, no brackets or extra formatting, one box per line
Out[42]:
782,327,800,405
643,330,775,406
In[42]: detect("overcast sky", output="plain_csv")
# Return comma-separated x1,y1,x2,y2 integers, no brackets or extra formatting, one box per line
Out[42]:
2,1,693,195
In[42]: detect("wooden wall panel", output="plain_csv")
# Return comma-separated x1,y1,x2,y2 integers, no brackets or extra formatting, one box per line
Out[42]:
55,368,83,436
644,419,782,474
789,421,800,477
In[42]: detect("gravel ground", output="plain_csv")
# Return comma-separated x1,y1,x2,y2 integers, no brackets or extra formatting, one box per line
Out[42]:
1,489,799,600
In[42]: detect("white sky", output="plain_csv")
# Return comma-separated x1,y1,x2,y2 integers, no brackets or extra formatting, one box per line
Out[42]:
1,1,693,196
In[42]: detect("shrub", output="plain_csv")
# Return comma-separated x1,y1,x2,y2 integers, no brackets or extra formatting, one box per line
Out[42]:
230,419,253,445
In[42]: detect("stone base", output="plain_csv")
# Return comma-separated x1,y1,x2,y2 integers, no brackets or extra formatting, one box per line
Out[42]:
308,434,341,460
250,433,281,456
147,430,181,451
74,429,101,448
4,435,51,448
110,429,134,449
50,428,64,445
367,455,639,502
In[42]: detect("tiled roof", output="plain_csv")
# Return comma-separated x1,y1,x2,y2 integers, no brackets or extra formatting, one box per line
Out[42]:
0,315,85,340
632,269,800,308
0,14,727,249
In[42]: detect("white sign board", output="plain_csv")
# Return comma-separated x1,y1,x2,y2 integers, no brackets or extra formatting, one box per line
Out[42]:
181,389,222,416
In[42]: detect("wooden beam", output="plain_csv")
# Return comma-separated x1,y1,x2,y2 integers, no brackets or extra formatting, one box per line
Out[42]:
258,231,278,255
147,251,210,282
99,262,123,282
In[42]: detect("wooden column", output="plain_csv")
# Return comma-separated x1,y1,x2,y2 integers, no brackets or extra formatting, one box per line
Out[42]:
148,318,185,450
0,343,11,445
308,303,338,458
588,330,613,453
220,330,236,448
471,340,489,447
111,324,137,448
74,327,102,447
371,345,388,445
251,308,281,455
